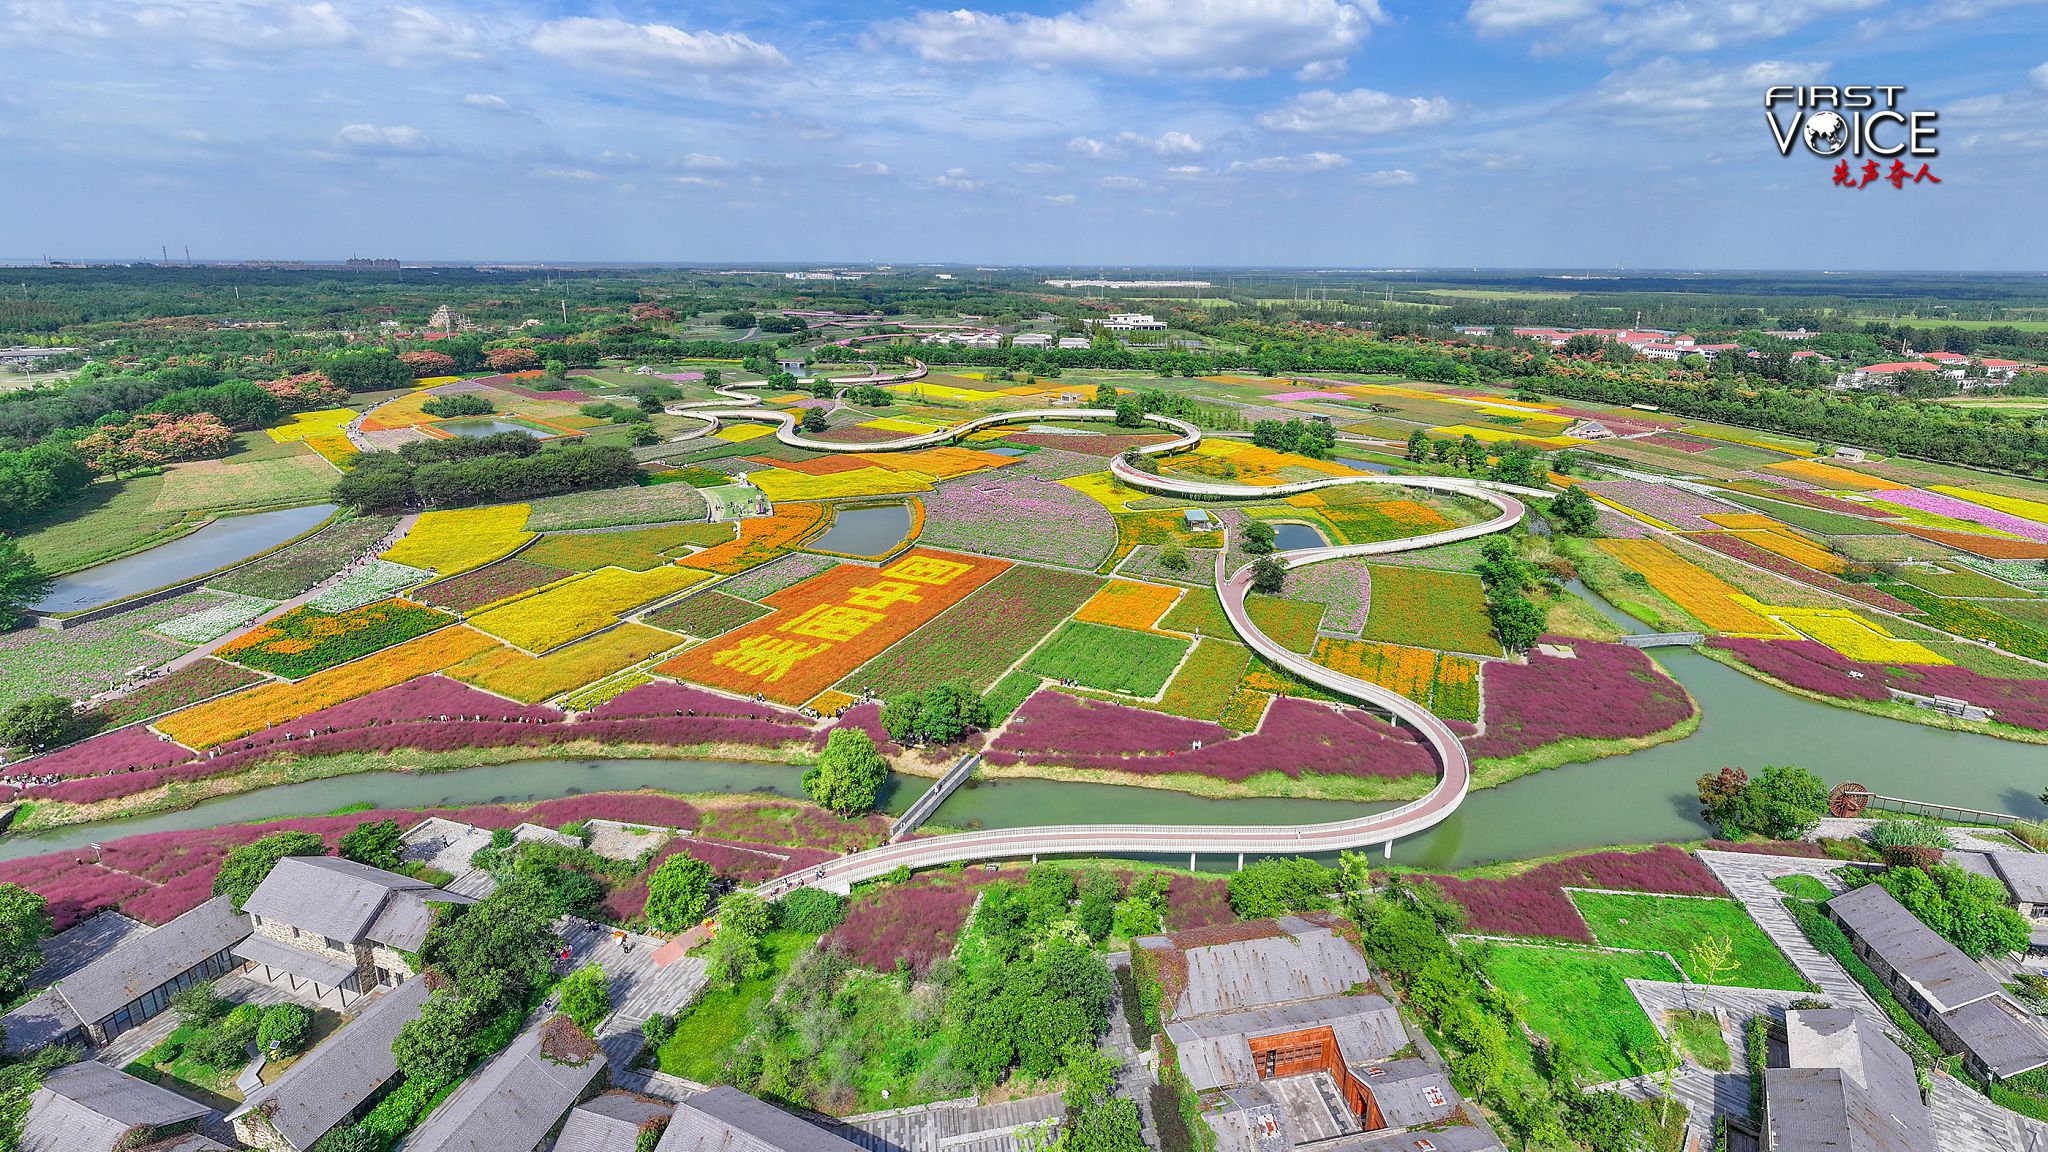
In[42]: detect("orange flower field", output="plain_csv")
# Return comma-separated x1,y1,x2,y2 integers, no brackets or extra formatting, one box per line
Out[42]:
658,548,1008,704
1075,579,1183,633
677,503,828,574
1596,539,1784,635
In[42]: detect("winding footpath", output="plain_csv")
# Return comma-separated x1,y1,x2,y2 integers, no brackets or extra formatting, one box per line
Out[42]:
665,375,1555,892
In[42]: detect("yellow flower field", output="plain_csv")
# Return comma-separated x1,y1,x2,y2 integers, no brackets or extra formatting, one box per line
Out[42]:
852,446,1015,479
1702,513,1781,530
1076,580,1183,633
1752,601,1949,664
1309,639,1482,722
678,504,826,575
157,625,498,748
859,415,942,434
266,408,354,443
1723,527,1846,574
1761,459,1903,490
446,622,683,703
413,375,463,388
1931,485,2048,526
1597,539,1786,635
1061,471,1140,510
304,434,358,467
468,565,710,652
884,381,995,403
383,504,534,575
1433,424,1577,449
714,423,776,443
1688,429,1815,456
751,466,933,502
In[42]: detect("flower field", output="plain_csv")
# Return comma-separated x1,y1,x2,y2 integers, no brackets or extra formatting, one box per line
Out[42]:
1358,565,1502,656
1716,525,1845,573
1159,586,1233,636
660,549,1008,704
1711,638,2048,729
1763,604,1948,664
920,472,1116,567
447,623,682,703
307,559,434,612
1762,459,1902,490
1318,499,1455,545
1311,639,1480,723
415,557,571,612
1468,638,1695,760
524,483,709,531
19,726,192,781
1958,557,2048,589
150,592,276,643
468,565,710,651
586,681,808,724
1418,845,1727,943
1932,485,2048,527
1685,533,1915,612
834,566,1099,696
1578,480,1737,531
1023,620,1189,697
716,552,836,599
750,464,932,501
1895,523,2048,559
1075,579,1182,632
1596,539,1784,635
265,407,354,443
645,590,773,638
825,871,988,975
217,599,454,677
986,692,1436,783
157,625,499,747
94,659,267,727
1879,488,2048,543
207,515,400,600
521,523,733,571
677,503,827,574
1283,559,1370,634
1245,595,1325,654
1884,583,2048,661
382,504,535,575
1153,638,1252,722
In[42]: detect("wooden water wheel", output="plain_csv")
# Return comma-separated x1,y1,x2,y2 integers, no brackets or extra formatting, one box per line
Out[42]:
1828,782,1869,818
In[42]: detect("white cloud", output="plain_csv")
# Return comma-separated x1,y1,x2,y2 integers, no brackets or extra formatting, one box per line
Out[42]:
1067,130,1204,159
927,167,989,191
1010,161,1064,175
1432,148,1528,170
1586,57,1822,129
1353,168,1417,186
846,161,892,176
1466,0,1883,55
2034,61,2048,89
463,93,512,112
683,153,737,170
383,5,485,63
1165,164,1207,177
1098,175,1153,190
672,175,724,187
332,123,435,153
529,166,600,182
1227,151,1351,173
1043,193,1078,204
881,0,1382,78
1258,88,1455,135
529,17,787,76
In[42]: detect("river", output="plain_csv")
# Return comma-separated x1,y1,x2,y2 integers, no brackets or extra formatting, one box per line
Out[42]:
6,591,2044,869
34,504,337,613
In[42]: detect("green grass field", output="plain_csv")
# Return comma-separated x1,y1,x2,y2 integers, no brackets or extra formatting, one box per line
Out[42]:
1360,565,1502,656
15,473,192,573
1024,620,1189,696
1245,594,1325,654
657,930,816,1081
1472,942,1680,1082
1572,891,1812,992
1770,874,1832,902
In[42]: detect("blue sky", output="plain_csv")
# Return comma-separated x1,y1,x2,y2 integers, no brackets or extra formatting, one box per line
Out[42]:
3,0,2046,268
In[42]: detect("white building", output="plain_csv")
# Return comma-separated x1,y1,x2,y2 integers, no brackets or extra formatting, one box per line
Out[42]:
1086,313,1168,332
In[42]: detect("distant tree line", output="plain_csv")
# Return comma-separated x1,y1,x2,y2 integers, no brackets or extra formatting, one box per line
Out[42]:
334,432,640,510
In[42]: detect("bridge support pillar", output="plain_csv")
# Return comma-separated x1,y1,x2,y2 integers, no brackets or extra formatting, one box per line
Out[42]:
1031,853,1037,864
1189,852,1196,871
1237,853,1244,872
1384,840,1393,860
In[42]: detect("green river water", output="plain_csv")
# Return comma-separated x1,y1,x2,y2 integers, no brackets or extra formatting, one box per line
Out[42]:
5,592,2044,869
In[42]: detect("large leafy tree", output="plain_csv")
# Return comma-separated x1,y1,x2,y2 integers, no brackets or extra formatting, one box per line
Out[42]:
0,884,51,1000
0,538,52,631
0,694,81,752
213,831,326,908
803,728,889,816
643,854,714,933
338,818,404,871
420,873,558,1007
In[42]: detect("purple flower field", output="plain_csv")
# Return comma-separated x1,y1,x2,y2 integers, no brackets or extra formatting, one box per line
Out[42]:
985,691,1436,781
920,473,1115,567
16,727,192,779
1578,480,1737,530
586,681,807,724
824,871,988,974
1879,488,2048,543
1712,637,2048,730
1420,845,1727,942
1468,638,1695,759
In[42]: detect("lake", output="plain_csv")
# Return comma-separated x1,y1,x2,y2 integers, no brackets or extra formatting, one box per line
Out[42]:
436,418,545,438
33,504,338,614
809,504,912,557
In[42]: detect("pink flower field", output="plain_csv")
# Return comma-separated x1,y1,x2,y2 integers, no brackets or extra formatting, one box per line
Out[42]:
1468,638,1694,759
984,692,1437,782
1419,845,1727,942
1712,637,2048,730
824,871,988,974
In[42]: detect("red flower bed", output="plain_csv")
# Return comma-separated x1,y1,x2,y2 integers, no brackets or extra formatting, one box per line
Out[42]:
699,801,891,855
14,727,192,780
1687,534,1913,612
824,872,986,975
415,558,571,613
986,693,1436,781
0,857,154,931
1420,845,1726,942
1468,638,1694,760
1164,873,1237,932
1639,434,1710,454
811,702,901,755
1702,839,1829,859
585,681,807,724
1712,637,2048,730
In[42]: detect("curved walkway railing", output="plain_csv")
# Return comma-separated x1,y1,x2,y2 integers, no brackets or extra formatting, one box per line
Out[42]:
700,398,1557,891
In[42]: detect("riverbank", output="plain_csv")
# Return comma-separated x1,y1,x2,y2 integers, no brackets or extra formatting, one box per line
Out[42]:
1695,643,2048,746
974,757,1436,802
1469,706,1703,789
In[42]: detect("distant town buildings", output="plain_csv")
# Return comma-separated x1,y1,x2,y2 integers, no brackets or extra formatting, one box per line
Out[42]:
1045,278,1213,288
0,346,79,369
344,257,400,271
425,304,478,334
1086,312,1168,332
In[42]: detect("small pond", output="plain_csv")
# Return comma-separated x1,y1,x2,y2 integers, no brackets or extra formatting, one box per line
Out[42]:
437,417,545,438
1337,457,1394,474
809,504,912,557
1271,522,1329,551
33,504,338,614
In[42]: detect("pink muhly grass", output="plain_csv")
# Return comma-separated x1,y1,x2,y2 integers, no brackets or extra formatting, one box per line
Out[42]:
1713,637,2048,730
1468,638,1695,759
585,681,808,724
824,873,985,975
17,726,192,778
1419,845,1725,942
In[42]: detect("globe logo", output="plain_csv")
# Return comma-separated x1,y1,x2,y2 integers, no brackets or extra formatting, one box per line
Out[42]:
1804,111,1848,155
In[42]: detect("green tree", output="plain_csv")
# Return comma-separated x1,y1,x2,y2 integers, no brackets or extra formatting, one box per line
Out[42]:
0,538,52,631
213,831,326,908
1872,862,2030,959
339,818,404,870
1249,555,1286,594
0,695,81,753
557,964,611,1031
257,1002,314,1055
0,885,50,1000
1093,383,1117,406
1240,519,1277,555
1112,397,1143,427
1487,594,1545,652
1747,763,1830,840
644,854,714,932
1075,871,1119,942
1457,434,1488,471
543,359,568,379
703,369,723,387
0,1046,78,1152
1547,484,1600,535
419,873,559,1006
811,378,837,399
1158,541,1189,571
800,407,828,433
630,421,661,446
803,728,889,816
880,682,990,745
393,993,482,1089
1405,429,1430,461
1226,857,1338,918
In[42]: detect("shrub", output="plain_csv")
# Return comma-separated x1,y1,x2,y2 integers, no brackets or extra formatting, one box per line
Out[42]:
421,393,495,418
172,983,228,1025
557,964,611,1031
644,853,713,932
802,728,889,817
772,888,847,934
641,1013,676,1052
339,818,405,871
1866,819,1954,853
213,831,326,908
257,1003,314,1056
1226,857,1338,919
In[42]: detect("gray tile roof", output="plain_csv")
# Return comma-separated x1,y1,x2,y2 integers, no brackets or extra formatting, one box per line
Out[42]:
1937,995,2048,1079
21,1060,210,1152
656,1087,868,1152
1827,884,2001,1013
231,935,357,990
1768,1008,1935,1152
1349,1058,1459,1128
1989,852,2048,906
230,978,431,1152
129,1135,231,1152
553,1092,672,1152
1166,995,1407,1092
2,988,83,1057
242,857,434,946
29,912,148,988
401,1020,603,1152
363,889,472,953
50,896,248,1026
1168,919,1374,1019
